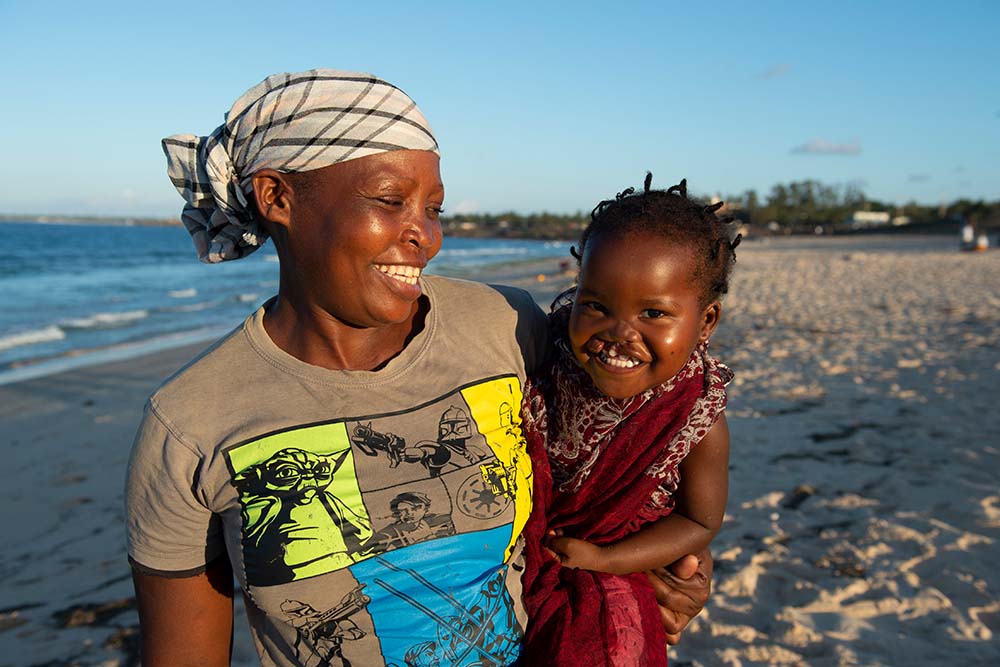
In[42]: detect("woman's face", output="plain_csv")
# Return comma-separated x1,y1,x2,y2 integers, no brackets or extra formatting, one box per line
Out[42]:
285,149,444,328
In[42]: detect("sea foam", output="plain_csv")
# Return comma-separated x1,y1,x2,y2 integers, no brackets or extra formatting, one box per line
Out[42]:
61,309,149,329
162,300,219,313
0,325,66,351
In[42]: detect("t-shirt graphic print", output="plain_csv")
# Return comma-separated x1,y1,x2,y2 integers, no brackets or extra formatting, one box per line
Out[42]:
223,374,532,667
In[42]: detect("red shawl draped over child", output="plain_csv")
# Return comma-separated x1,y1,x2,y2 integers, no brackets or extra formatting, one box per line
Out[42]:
520,311,731,666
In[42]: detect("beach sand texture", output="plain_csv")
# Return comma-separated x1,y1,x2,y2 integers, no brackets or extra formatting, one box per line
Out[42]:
2,236,998,666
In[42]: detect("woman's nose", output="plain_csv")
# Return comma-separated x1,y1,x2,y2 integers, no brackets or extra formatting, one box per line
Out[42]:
401,206,441,250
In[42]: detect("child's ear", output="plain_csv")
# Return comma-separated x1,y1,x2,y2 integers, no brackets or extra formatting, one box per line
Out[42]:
699,301,722,342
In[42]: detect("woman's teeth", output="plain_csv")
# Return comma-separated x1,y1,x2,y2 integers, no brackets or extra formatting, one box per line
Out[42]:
598,347,640,368
376,264,421,286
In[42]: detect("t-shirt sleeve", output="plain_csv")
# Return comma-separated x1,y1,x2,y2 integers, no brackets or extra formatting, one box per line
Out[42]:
125,400,225,574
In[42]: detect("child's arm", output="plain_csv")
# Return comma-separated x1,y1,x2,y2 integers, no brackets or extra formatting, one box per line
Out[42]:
547,415,730,576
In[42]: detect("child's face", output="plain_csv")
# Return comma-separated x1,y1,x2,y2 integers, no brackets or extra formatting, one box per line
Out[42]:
568,230,720,399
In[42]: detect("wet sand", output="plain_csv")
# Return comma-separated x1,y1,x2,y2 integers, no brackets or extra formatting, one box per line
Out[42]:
2,236,998,666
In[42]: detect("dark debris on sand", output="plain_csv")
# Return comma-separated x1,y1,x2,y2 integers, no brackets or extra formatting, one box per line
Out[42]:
22,599,142,667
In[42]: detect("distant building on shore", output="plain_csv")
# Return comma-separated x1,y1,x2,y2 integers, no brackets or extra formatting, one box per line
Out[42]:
849,210,891,229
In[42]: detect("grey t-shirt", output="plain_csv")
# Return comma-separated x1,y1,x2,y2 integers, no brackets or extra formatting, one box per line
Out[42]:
126,276,548,667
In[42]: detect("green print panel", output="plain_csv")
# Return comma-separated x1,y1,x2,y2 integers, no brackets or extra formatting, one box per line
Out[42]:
227,423,374,586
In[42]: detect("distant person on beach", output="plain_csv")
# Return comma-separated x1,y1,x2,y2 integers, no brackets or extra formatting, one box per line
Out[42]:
521,175,738,666
961,221,976,250
124,69,711,667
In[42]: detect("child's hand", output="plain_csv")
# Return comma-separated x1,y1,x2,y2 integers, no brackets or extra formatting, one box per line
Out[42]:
545,534,612,572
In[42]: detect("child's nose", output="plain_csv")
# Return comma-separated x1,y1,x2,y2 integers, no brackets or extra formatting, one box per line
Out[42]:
606,319,640,342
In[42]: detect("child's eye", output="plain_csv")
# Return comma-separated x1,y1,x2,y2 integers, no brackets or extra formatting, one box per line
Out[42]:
642,309,666,319
582,301,608,314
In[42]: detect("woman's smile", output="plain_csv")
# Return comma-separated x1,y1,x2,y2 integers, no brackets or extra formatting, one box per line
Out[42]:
373,262,425,300
374,263,423,287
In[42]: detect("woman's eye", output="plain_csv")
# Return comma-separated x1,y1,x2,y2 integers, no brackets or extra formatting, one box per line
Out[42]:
427,205,444,216
377,197,403,207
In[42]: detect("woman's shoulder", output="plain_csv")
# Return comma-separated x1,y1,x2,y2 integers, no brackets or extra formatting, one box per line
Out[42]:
424,275,550,373
424,275,541,314
149,310,265,412
424,275,546,329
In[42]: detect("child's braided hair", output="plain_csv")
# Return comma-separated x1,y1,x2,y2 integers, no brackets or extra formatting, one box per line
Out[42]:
572,173,742,306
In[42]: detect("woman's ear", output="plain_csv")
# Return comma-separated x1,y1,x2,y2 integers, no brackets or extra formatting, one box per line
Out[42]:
251,169,295,229
700,301,721,342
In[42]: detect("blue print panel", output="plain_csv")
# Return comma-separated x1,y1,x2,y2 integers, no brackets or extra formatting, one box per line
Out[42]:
350,527,523,667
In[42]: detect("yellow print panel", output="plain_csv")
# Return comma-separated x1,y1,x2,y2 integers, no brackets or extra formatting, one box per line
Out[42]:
460,377,532,560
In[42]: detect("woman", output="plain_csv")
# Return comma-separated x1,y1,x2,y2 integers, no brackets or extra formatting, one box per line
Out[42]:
127,69,710,667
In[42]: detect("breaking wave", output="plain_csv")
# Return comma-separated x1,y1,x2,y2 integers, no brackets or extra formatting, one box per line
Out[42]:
0,325,66,351
61,309,149,329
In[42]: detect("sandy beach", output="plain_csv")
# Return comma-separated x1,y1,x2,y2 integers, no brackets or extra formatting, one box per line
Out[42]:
2,235,998,666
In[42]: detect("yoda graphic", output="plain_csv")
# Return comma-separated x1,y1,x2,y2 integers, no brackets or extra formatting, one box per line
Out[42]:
234,447,372,585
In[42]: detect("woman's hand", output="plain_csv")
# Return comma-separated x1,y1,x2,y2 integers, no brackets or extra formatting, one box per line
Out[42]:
645,548,713,644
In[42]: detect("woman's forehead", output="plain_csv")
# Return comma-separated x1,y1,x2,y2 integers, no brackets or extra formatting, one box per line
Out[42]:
293,149,442,190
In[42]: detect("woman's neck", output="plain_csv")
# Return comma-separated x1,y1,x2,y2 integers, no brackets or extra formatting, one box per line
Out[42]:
262,295,430,371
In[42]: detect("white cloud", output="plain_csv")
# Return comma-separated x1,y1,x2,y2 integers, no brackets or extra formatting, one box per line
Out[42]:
759,64,791,79
450,200,480,215
791,139,862,156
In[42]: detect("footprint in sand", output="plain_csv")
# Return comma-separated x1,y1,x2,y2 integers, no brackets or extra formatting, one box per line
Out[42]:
979,495,1000,528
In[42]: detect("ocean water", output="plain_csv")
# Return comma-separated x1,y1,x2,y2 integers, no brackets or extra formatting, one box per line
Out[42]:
1,221,572,383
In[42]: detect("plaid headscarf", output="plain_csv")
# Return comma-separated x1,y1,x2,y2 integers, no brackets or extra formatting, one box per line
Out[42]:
162,69,439,263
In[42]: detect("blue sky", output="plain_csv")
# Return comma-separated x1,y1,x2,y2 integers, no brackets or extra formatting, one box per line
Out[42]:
1,0,997,217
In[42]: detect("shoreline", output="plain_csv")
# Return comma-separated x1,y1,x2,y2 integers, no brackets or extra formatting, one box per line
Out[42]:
2,235,998,666
4,233,976,387
0,256,577,388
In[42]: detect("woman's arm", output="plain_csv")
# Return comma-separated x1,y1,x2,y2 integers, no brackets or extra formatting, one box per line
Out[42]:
547,415,730,575
132,555,235,667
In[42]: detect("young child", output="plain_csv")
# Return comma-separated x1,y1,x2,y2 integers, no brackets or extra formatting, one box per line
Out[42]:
521,175,739,666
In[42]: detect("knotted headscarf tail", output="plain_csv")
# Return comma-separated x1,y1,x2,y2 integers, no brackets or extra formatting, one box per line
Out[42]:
162,69,439,263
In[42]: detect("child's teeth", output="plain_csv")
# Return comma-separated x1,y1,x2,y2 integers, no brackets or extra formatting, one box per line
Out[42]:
598,349,639,368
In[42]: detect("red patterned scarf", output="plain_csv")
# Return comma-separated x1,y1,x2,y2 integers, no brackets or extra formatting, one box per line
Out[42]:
521,311,731,666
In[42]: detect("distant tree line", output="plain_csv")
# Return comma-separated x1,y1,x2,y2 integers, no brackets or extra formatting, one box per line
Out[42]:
441,180,1000,239
722,180,1000,234
441,211,588,240
7,180,997,238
